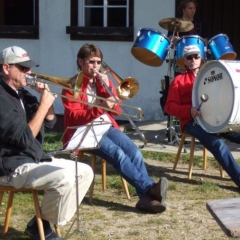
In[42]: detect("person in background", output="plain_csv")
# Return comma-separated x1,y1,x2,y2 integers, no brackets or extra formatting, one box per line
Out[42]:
0,46,93,240
167,0,208,45
165,44,240,189
61,43,168,214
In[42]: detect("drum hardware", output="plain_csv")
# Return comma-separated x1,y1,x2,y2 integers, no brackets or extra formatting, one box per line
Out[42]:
197,94,209,110
139,130,168,149
138,116,182,149
130,19,194,145
159,18,194,33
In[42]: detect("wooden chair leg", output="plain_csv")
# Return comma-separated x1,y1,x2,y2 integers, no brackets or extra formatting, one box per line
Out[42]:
54,224,61,237
0,191,4,207
79,152,131,202
101,159,107,191
202,147,224,178
32,190,44,240
0,191,4,236
173,135,186,170
121,178,131,199
88,154,97,204
188,137,195,179
219,165,224,178
203,147,208,170
2,191,14,237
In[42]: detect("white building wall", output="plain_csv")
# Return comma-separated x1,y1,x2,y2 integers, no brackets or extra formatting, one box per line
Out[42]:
0,0,175,121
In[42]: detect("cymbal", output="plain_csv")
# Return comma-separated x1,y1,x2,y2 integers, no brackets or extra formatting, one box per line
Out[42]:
159,18,194,32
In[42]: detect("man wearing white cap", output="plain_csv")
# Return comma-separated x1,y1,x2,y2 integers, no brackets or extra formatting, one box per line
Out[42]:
0,46,93,239
165,45,240,189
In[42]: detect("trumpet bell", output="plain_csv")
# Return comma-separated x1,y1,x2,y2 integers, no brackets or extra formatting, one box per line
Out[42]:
117,77,139,100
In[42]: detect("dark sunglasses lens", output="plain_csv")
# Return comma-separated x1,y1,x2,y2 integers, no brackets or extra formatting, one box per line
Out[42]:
89,60,102,64
186,55,200,60
17,65,30,72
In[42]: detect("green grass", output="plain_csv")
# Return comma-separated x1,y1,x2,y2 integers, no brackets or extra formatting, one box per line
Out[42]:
1,132,238,239
43,131,62,152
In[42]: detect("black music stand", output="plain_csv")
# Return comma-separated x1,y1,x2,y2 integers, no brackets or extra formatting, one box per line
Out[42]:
61,120,111,240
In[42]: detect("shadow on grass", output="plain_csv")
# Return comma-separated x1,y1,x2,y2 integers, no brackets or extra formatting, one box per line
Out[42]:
82,197,164,215
0,226,29,239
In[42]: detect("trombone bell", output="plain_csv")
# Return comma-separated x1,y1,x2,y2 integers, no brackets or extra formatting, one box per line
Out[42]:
117,77,139,100
101,62,139,100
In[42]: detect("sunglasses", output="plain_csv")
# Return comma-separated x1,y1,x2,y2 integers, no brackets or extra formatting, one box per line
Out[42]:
10,64,30,73
87,60,102,65
186,54,201,60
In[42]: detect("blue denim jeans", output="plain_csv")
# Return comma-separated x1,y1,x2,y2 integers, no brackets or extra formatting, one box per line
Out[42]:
184,120,240,187
88,127,155,197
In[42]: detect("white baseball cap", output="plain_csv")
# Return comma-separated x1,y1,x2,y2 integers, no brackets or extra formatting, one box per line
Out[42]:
176,45,203,69
0,46,39,68
182,45,201,57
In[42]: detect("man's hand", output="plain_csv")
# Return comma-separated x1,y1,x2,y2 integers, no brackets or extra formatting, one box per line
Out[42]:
191,107,201,118
100,96,117,109
39,88,56,110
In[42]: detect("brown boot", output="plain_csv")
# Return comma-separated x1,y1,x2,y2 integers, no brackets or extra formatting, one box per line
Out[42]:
136,195,166,214
147,177,168,203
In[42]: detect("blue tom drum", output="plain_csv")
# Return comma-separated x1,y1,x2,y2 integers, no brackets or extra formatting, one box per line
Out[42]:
207,34,237,60
131,28,170,67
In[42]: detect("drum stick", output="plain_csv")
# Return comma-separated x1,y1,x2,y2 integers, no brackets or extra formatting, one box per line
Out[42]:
197,94,209,110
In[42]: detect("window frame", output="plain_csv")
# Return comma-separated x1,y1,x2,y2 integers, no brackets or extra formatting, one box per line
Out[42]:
66,0,134,42
0,0,39,39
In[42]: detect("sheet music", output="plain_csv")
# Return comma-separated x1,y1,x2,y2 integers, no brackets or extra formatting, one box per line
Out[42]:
65,118,112,151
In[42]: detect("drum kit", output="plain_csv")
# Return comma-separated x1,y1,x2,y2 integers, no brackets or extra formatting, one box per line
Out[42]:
131,17,238,144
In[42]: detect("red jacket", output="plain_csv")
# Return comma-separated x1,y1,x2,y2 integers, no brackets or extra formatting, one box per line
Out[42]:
62,74,122,148
165,71,195,130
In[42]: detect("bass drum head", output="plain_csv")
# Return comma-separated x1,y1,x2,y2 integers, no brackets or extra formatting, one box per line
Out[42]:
192,60,239,133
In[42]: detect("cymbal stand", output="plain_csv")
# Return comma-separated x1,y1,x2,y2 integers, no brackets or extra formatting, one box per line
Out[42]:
161,28,182,145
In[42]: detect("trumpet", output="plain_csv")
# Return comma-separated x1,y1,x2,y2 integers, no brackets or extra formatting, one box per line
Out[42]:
26,71,143,120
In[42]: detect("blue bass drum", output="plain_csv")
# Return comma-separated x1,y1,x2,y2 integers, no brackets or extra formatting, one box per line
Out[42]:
176,35,206,69
208,34,237,60
131,28,170,67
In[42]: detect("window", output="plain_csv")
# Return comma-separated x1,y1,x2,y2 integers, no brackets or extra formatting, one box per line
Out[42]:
0,0,39,39
66,0,134,41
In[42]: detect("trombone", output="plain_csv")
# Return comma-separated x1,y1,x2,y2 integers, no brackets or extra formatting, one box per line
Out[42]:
26,72,143,120
94,62,147,145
